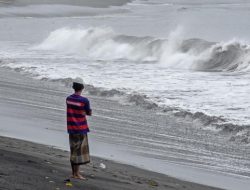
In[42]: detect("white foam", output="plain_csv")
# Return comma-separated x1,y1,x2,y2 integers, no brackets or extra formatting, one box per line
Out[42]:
34,27,250,72
34,27,145,61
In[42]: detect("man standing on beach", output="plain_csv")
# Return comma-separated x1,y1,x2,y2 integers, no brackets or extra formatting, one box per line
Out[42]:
66,80,92,180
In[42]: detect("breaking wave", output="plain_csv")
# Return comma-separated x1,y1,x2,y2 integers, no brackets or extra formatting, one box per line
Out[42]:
34,27,250,72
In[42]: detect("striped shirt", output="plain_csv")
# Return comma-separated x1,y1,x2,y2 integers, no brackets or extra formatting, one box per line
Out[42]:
66,94,91,134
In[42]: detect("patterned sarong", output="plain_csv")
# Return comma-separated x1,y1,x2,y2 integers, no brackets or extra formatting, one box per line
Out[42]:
69,134,90,165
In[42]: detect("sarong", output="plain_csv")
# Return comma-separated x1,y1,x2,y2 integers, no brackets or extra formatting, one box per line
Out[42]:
69,134,90,165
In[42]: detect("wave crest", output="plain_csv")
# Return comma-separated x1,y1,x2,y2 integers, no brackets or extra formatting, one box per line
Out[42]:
192,40,250,71
34,27,250,72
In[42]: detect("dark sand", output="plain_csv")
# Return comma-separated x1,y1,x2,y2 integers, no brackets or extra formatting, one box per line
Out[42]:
0,136,223,190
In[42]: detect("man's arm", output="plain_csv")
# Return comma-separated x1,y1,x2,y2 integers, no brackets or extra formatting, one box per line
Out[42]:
84,99,92,116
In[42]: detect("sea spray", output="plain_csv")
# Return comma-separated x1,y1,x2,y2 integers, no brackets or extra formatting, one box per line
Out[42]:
34,27,250,72
34,27,134,60
159,26,189,68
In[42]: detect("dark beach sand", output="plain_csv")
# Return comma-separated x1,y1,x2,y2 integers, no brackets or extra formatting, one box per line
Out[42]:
0,136,223,190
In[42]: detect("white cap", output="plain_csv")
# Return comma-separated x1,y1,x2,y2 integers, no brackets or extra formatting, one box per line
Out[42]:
73,77,84,84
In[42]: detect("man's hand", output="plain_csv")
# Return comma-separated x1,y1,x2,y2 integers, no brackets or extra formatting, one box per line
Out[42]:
86,110,92,116
83,110,92,116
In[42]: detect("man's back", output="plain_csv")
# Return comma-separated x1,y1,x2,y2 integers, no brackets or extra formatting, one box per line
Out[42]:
66,94,91,134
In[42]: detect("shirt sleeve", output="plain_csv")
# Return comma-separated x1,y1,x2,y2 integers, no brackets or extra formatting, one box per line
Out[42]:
84,99,92,114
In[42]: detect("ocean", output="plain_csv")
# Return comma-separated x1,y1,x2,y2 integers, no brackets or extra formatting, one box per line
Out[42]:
0,0,250,189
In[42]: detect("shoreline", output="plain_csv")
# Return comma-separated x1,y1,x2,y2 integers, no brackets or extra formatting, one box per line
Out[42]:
0,136,223,190
0,0,132,8
0,66,250,190
0,0,249,189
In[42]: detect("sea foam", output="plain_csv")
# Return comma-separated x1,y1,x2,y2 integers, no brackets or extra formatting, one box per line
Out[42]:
34,27,250,72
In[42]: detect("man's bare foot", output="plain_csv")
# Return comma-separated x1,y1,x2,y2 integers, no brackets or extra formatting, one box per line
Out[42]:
74,174,87,180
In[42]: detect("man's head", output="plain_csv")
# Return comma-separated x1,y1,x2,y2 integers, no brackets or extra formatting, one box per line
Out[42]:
72,78,84,92
72,82,84,93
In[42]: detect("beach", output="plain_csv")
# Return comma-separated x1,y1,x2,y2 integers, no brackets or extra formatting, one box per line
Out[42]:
0,0,250,190
0,136,223,190
0,68,223,190
0,65,249,190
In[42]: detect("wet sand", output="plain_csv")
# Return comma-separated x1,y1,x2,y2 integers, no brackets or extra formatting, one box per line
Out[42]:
0,1,249,190
2,61,250,190
0,0,131,7
0,136,223,190
0,66,228,190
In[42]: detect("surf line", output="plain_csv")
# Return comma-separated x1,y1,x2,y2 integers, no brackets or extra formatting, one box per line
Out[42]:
0,96,131,122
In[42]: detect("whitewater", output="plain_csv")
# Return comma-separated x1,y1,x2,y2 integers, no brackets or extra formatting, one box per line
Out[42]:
30,26,250,127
